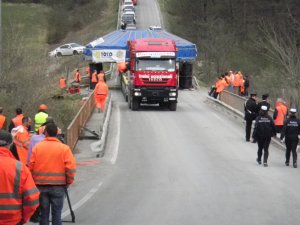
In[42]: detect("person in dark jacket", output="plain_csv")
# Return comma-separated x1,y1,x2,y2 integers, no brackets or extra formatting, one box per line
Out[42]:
280,108,300,168
257,94,271,112
253,105,276,167
243,75,249,97
244,93,259,142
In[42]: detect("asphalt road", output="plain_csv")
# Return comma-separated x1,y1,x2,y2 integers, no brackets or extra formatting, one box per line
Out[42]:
29,1,300,224
69,89,300,225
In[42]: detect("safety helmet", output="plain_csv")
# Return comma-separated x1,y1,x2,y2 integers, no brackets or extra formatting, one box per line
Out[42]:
39,104,48,110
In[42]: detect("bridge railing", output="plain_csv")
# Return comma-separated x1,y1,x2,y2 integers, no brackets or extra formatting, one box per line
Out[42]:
67,91,95,150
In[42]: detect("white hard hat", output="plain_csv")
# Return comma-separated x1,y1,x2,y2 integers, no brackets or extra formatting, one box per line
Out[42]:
261,105,268,111
290,108,297,113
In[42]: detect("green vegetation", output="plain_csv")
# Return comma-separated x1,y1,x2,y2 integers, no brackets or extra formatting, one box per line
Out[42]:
159,0,300,107
1,0,119,131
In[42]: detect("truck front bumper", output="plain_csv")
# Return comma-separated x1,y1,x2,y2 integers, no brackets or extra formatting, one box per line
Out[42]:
132,87,177,103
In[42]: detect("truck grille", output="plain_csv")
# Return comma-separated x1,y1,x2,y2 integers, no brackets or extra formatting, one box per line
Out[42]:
141,78,168,84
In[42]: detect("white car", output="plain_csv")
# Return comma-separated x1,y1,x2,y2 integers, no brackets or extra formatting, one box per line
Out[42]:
49,43,85,57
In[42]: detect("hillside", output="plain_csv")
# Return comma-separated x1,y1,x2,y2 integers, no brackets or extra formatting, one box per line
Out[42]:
1,0,118,131
159,0,300,107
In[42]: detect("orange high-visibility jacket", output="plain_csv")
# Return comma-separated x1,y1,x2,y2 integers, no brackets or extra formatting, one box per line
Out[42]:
12,114,24,128
29,137,76,186
13,125,30,165
233,74,241,87
91,72,98,83
0,114,6,129
274,103,288,126
0,147,39,224
59,78,66,89
216,79,228,93
94,81,109,96
75,72,81,82
97,73,105,82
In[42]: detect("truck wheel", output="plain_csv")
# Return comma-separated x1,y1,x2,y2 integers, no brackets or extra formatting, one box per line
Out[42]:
131,98,139,111
169,102,177,111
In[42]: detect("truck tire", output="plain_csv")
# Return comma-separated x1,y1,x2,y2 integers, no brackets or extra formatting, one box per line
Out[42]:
131,98,139,111
169,102,177,111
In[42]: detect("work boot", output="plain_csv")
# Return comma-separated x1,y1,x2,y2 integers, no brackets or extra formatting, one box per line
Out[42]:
293,163,297,168
263,162,268,167
256,158,261,165
285,162,289,166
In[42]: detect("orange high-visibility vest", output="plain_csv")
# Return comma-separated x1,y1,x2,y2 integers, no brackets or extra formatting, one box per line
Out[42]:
13,125,30,165
94,81,109,96
0,147,40,224
91,72,98,83
274,103,288,126
233,74,241,87
97,73,105,82
12,114,24,128
75,72,81,82
59,78,66,89
29,137,76,186
0,115,6,129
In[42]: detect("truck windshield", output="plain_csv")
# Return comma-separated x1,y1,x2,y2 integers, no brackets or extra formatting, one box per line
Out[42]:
136,58,176,72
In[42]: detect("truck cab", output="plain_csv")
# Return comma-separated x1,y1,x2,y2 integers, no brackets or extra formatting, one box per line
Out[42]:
127,38,178,111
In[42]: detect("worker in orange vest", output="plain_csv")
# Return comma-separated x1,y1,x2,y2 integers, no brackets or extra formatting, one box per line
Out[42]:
233,71,241,95
214,75,228,99
91,69,98,90
0,130,40,225
94,80,109,112
74,69,81,83
239,73,245,96
118,62,128,73
273,98,288,137
86,66,90,77
97,70,106,83
11,116,31,165
8,108,24,132
29,123,76,225
59,76,67,91
0,107,7,130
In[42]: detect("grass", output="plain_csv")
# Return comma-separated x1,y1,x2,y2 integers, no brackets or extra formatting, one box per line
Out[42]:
1,0,119,131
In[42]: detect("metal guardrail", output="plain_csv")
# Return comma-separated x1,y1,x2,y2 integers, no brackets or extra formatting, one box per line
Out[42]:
219,90,275,116
67,91,95,150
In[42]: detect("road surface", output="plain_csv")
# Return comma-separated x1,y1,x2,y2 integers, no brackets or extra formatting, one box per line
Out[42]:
30,0,300,224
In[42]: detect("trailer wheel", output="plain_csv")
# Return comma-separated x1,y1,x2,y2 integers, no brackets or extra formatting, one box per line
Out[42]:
131,98,139,111
169,102,177,111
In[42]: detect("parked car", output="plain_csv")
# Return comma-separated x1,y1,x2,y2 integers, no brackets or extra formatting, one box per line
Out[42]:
123,7,135,14
121,11,136,25
49,43,85,57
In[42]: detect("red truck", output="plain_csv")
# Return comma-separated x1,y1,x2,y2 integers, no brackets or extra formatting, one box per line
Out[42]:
121,38,178,111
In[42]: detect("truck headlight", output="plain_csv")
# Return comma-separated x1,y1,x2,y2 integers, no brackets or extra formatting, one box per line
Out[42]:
169,92,177,97
134,92,141,96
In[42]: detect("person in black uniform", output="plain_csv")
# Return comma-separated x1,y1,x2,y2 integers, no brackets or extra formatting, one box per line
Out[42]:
244,93,259,142
253,105,276,167
257,94,271,112
280,108,300,168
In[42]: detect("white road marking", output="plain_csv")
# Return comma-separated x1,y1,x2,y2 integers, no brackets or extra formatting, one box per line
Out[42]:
61,182,103,219
110,103,120,164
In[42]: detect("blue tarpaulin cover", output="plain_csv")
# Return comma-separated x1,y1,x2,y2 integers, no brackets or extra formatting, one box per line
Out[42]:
84,29,197,62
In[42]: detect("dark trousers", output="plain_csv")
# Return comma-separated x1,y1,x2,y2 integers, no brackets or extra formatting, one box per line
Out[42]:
275,125,283,134
38,185,65,225
285,139,298,164
245,120,253,141
257,137,271,163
